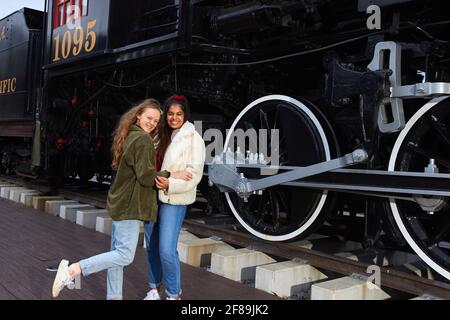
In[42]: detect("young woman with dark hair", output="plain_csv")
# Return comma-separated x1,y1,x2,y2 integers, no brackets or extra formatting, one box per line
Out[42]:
143,94,205,300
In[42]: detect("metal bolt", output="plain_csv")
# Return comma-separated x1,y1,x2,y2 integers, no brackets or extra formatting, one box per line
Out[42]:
425,158,439,174
352,149,368,162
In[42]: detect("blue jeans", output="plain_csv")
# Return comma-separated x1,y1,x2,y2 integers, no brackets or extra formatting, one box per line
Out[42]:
79,219,140,300
144,204,187,298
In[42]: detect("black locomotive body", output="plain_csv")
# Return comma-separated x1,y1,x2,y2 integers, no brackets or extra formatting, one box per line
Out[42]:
0,9,43,173
0,0,449,281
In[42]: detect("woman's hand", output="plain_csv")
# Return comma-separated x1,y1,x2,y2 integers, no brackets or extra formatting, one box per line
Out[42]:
171,171,193,181
155,176,169,190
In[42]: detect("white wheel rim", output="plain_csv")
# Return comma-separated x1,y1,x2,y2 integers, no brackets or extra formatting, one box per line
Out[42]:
224,95,330,241
388,95,450,280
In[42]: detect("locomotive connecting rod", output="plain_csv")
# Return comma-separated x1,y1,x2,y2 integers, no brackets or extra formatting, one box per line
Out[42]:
208,149,368,199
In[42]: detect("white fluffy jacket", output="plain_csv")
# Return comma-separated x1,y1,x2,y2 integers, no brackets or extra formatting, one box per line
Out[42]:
159,121,206,205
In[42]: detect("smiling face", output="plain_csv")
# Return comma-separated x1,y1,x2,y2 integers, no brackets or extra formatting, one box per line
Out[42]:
137,107,161,133
167,104,185,130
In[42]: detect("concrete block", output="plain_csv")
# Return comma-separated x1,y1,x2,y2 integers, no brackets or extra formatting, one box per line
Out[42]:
306,233,329,240
32,196,64,211
143,229,199,249
0,183,16,188
255,260,327,298
20,192,42,206
178,238,235,267
210,248,277,282
410,294,442,300
402,263,435,279
76,209,109,229
1,187,27,199
311,276,390,300
178,230,199,242
289,239,313,249
334,252,359,261
96,215,113,235
45,200,78,216
9,189,37,203
60,204,96,222
0,184,15,191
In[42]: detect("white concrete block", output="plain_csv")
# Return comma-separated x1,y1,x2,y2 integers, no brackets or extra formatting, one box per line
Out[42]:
410,294,442,300
0,184,17,191
255,260,327,298
20,192,42,206
9,189,37,202
76,209,109,229
334,252,359,261
210,248,277,281
402,263,435,279
0,184,15,191
32,196,64,211
96,216,113,235
60,204,95,222
311,276,390,300
178,230,199,242
178,238,235,267
372,256,390,267
143,229,199,249
290,240,313,249
45,200,78,216
306,234,329,241
1,187,27,199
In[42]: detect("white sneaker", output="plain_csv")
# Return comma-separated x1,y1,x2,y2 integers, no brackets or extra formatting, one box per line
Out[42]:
166,296,181,300
52,259,74,298
143,289,161,300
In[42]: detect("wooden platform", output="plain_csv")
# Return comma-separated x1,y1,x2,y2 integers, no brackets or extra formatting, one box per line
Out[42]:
0,198,280,300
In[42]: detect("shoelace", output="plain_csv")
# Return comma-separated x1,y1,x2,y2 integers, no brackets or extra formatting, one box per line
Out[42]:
62,276,75,289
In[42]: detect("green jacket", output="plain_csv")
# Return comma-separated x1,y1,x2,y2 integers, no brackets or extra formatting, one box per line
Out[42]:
107,125,168,222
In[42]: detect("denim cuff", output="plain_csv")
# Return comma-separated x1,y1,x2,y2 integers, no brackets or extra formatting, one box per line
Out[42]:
149,282,162,289
165,289,182,299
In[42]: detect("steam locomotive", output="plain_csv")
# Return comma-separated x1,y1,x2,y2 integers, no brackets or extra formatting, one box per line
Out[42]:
0,0,449,281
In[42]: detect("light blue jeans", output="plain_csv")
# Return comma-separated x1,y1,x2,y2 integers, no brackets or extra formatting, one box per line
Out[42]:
144,204,187,298
79,219,140,300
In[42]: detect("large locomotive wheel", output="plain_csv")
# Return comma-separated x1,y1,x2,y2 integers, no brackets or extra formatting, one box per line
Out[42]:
389,96,450,280
224,95,338,241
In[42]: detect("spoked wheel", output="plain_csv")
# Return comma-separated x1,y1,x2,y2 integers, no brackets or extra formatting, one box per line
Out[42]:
224,95,338,241
389,96,450,280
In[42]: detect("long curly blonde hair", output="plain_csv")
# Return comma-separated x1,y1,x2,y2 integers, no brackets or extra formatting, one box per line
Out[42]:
111,98,161,170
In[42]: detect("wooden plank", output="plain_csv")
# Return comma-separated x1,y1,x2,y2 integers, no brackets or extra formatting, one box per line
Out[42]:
0,198,279,300
0,283,18,300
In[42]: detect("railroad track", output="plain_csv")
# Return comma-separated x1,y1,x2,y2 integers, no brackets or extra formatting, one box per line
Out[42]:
1,174,449,299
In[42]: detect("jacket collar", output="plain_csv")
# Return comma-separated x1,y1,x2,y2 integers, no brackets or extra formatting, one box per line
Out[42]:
171,121,195,142
130,124,144,132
